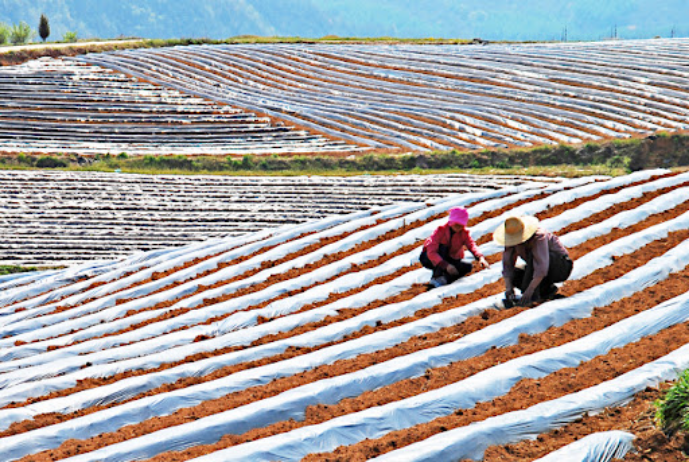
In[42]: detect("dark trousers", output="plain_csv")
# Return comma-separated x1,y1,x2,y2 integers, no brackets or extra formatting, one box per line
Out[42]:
420,245,473,283
513,250,573,300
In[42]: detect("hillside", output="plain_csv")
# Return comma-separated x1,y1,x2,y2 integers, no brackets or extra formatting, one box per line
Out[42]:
4,38,689,157
0,168,686,460
0,0,687,42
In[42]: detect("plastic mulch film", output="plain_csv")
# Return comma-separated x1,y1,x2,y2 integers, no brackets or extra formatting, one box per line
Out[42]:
80,42,689,151
0,183,544,357
533,431,636,462
3,222,689,461
0,173,674,393
0,237,243,317
0,174,631,370
31,240,689,462
0,201,424,337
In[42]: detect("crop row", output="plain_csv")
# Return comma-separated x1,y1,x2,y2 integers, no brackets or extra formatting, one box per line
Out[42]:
0,169,685,460
79,38,689,152
0,170,546,265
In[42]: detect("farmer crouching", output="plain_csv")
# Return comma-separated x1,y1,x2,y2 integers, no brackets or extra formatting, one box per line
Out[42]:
420,207,489,288
493,215,573,307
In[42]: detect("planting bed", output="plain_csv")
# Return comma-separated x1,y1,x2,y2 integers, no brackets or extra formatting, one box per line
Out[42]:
4,38,689,155
0,170,546,266
75,38,689,152
0,57,352,155
0,169,686,461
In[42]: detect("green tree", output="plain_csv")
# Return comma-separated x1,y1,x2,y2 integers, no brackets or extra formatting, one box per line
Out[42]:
10,21,34,44
62,31,78,43
0,22,9,45
38,14,50,42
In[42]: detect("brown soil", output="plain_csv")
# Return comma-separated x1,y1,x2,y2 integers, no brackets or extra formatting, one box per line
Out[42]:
14,221,689,461
305,320,689,462
480,381,688,462
37,189,550,349
2,175,675,412
31,216,392,345
43,250,229,317
479,384,674,461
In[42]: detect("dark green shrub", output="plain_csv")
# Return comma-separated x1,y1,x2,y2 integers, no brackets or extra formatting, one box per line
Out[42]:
17,153,36,166
310,156,336,170
36,156,68,168
240,155,255,170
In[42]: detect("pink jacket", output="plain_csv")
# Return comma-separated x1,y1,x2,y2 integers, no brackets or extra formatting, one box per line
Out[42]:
423,223,483,269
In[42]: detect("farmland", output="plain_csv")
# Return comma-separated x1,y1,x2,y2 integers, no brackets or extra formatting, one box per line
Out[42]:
0,169,685,460
0,170,550,266
3,38,689,156
1,36,689,461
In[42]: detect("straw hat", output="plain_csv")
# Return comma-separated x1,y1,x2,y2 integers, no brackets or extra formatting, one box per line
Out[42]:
493,216,539,247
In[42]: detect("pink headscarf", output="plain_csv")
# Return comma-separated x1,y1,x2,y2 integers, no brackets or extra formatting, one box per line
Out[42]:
448,207,469,226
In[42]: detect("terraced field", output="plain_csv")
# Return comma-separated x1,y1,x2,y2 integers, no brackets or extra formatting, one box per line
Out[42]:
0,57,352,155
0,168,686,461
3,38,689,155
0,170,549,266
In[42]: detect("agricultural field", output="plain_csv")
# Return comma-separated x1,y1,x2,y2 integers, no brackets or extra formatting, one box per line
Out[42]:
0,169,685,461
0,170,551,266
3,38,689,155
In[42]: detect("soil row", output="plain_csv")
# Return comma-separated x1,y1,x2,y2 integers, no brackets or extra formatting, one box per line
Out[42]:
32,173,669,351
478,382,684,462
4,177,680,414
13,215,689,461
31,190,547,349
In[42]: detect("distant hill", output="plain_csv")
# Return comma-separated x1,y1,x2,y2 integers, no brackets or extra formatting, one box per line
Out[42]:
0,0,687,42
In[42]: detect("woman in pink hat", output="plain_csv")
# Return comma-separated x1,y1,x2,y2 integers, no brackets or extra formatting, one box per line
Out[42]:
420,206,489,288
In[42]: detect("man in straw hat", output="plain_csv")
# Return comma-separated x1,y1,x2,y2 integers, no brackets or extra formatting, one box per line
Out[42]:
493,215,573,307
421,206,489,289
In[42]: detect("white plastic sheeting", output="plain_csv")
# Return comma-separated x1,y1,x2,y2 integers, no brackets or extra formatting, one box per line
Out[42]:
0,58,353,156
0,201,420,333
0,260,120,309
0,173,640,372
75,40,689,152
0,235,257,317
370,354,689,461
0,182,555,360
0,172,671,393
4,216,689,461
45,239,689,462
533,431,636,462
0,170,541,266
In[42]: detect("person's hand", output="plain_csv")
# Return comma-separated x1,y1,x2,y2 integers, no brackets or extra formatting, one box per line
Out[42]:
505,287,515,300
478,257,490,269
446,264,459,276
520,287,535,306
